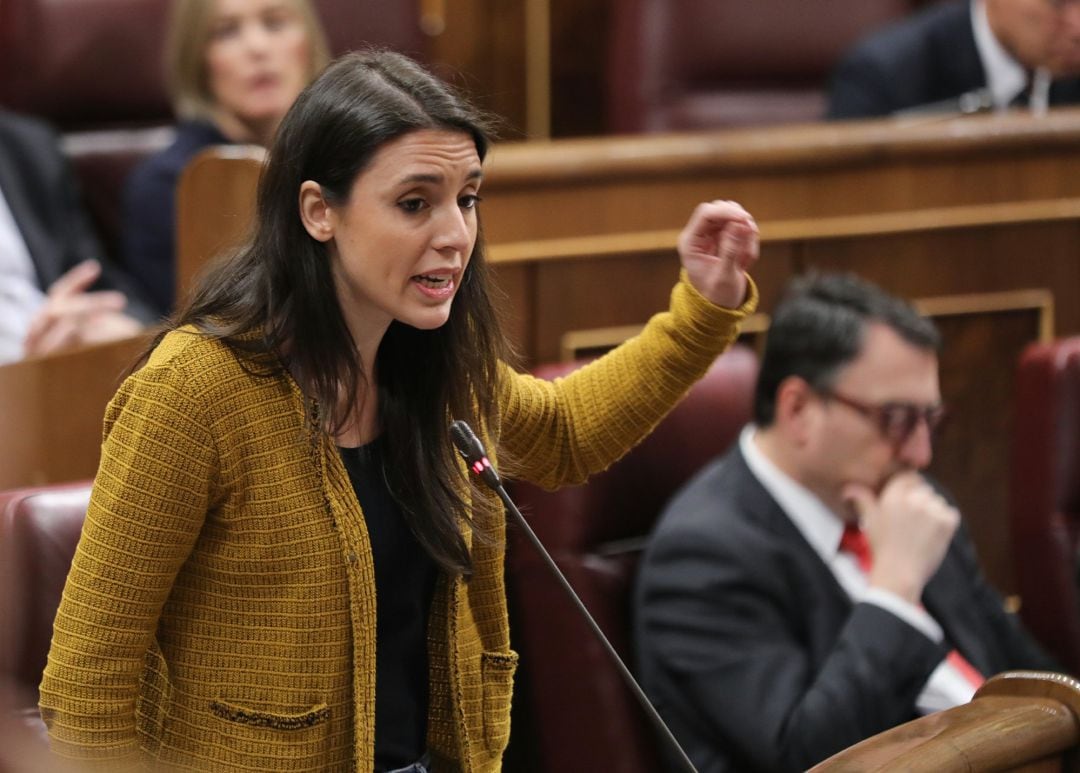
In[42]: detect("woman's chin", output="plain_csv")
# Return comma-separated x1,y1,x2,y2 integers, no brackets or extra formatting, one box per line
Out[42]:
399,310,452,331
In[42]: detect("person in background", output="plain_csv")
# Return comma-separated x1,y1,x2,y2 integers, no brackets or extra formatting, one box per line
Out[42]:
827,0,1080,119
122,0,330,316
635,273,1058,773
39,50,760,772
0,109,151,365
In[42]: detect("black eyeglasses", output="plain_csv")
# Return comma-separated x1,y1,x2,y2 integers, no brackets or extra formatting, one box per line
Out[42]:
820,389,947,447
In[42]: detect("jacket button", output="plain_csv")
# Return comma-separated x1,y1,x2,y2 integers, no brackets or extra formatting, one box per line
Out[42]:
347,551,358,563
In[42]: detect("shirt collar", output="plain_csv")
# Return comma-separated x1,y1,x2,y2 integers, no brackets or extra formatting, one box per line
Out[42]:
739,426,846,561
972,0,1030,108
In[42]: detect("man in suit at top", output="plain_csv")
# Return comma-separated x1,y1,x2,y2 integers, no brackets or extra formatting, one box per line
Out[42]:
827,0,1080,119
0,108,152,365
634,273,1058,773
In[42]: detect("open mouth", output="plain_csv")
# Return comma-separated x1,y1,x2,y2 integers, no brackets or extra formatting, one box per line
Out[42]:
414,274,452,289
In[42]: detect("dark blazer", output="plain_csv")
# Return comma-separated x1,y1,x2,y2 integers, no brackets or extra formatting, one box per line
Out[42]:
827,0,1080,119
122,120,231,316
0,109,153,321
634,445,1058,773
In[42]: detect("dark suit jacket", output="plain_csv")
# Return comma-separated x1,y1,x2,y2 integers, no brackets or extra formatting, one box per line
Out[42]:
827,0,1080,119
634,445,1058,773
0,109,152,321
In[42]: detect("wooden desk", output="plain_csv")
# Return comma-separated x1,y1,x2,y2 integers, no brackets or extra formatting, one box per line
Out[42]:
177,108,1080,322
0,335,149,490
480,107,1080,243
488,197,1079,361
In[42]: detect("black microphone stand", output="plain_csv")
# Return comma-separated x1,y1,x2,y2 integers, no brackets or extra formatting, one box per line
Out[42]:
449,420,699,773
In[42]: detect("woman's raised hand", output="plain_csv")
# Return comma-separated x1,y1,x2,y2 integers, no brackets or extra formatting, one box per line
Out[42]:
677,200,759,309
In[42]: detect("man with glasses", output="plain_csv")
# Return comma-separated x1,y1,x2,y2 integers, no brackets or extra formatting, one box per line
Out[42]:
827,0,1080,119
634,273,1057,773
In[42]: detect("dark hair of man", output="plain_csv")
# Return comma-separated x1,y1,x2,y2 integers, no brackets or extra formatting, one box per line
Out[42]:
147,50,510,577
753,273,941,428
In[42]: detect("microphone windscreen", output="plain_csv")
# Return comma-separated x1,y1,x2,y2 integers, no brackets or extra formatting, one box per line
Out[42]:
449,419,501,489
449,419,481,463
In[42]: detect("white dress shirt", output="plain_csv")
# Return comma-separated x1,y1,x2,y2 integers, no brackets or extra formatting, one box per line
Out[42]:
972,0,1052,113
739,426,978,713
0,182,45,364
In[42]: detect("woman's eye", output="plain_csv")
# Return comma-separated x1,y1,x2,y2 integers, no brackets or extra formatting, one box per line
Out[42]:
210,20,239,40
398,198,427,213
459,194,482,210
263,11,290,31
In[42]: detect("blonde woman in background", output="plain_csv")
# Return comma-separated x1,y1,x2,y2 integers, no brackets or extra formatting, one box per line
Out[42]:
122,0,330,316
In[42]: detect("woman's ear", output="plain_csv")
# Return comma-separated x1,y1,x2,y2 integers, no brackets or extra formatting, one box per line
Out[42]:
298,180,335,242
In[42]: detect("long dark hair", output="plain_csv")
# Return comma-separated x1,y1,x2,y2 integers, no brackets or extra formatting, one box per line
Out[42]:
154,50,510,576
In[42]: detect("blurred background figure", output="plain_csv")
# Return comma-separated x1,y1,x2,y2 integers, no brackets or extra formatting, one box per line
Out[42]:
0,109,150,365
122,0,330,316
828,0,1080,119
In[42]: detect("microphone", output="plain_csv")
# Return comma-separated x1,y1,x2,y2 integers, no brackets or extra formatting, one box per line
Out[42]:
449,420,500,489
449,419,699,773
892,87,993,118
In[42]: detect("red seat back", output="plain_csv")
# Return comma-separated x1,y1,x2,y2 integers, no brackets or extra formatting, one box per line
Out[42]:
1010,338,1080,674
607,0,922,132
0,483,91,713
506,345,758,772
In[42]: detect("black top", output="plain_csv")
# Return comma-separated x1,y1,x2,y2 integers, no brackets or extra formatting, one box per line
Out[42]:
338,438,437,772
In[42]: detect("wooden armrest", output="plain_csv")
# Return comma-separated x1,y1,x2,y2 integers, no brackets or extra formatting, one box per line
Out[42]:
810,671,1080,772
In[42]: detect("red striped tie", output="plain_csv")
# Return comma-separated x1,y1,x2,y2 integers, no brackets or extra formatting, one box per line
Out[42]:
839,524,984,689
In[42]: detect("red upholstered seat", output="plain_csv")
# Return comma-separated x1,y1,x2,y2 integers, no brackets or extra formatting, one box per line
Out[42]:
505,345,759,773
0,0,171,132
606,0,927,132
0,482,92,746
0,0,174,260
1010,338,1080,674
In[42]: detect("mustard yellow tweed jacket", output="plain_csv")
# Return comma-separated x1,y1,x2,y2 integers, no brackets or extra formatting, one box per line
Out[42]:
39,275,756,772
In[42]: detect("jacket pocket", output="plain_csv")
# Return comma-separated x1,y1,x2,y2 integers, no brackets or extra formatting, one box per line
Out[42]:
206,698,332,770
209,698,330,730
481,650,519,754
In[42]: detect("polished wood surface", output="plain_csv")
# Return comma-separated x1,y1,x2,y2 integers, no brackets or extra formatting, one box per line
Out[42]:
481,108,1080,243
177,109,1080,309
491,199,1080,363
0,335,149,490
175,145,264,307
922,293,1052,595
427,0,530,137
810,671,1080,772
